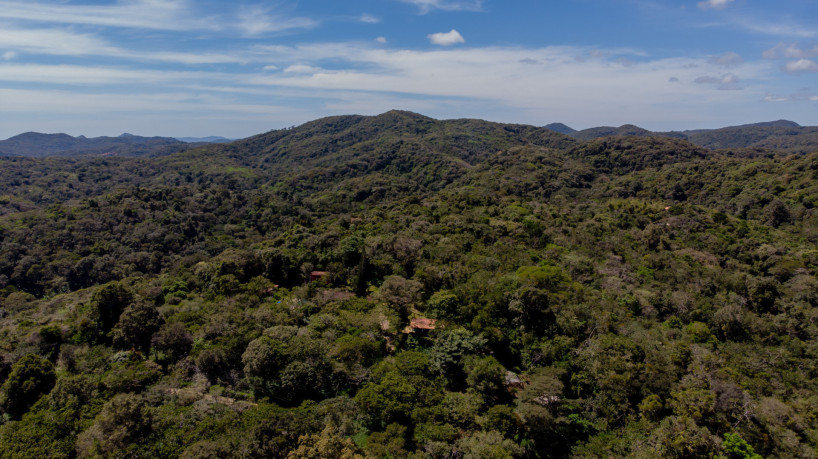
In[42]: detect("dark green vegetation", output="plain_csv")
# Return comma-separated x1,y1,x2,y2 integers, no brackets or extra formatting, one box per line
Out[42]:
549,119,818,155
0,132,199,158
1,110,817,458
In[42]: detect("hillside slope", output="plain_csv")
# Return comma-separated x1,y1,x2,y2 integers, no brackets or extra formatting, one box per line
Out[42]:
0,111,816,458
549,120,818,155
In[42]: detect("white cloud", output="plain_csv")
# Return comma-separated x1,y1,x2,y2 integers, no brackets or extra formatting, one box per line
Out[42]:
734,18,817,39
237,6,317,37
0,63,236,85
698,0,734,10
764,90,818,102
708,51,743,68
0,41,783,136
283,64,323,74
376,36,388,44
0,25,250,64
694,73,741,89
0,26,116,56
784,59,818,73
0,1,316,36
360,14,380,24
399,0,483,14
243,44,769,125
0,0,208,31
2,51,17,60
428,29,465,46
763,43,818,60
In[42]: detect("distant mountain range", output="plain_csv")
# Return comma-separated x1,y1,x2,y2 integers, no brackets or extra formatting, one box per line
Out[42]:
174,136,235,144
0,132,234,158
544,120,818,154
3,118,817,158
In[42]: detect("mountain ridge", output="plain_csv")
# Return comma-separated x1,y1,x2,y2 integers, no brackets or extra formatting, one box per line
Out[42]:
0,132,198,158
544,119,818,154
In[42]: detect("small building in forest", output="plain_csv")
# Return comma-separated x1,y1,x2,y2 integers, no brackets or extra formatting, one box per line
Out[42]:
405,318,437,335
309,271,328,282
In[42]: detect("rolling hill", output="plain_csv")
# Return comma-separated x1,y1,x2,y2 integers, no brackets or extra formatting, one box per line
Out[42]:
0,111,816,458
0,132,197,157
545,119,818,154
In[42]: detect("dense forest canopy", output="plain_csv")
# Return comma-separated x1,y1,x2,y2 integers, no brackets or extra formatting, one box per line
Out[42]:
1,110,817,458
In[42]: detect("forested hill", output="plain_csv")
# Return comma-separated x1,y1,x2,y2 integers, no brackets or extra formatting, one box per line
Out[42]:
548,119,818,155
0,132,197,158
1,110,817,458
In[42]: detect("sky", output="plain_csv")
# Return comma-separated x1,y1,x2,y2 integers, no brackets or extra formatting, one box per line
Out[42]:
0,0,817,139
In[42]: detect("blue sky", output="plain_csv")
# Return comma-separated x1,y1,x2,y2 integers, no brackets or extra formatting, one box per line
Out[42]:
0,0,816,138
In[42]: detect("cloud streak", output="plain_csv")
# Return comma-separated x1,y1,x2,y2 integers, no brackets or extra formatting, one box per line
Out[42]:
236,5,317,37
0,0,316,35
399,0,483,14
733,18,818,39
763,43,818,60
708,52,743,68
0,25,254,64
698,0,734,10
0,0,208,31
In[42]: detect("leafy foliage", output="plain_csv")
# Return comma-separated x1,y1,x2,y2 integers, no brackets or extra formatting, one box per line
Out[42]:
0,111,817,457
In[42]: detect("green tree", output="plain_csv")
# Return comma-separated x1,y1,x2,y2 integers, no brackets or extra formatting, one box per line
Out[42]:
429,328,487,388
111,302,163,353
288,424,365,458
464,355,507,405
196,348,229,384
0,354,56,418
89,281,133,340
75,393,153,458
151,322,193,362
721,432,763,459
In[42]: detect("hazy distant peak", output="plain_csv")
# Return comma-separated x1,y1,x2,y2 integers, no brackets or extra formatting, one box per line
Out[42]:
0,131,190,157
175,136,235,143
731,120,800,129
544,123,577,135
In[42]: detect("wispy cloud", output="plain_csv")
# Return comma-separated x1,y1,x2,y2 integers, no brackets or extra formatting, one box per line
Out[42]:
694,73,742,90
784,59,818,73
428,29,465,46
0,26,117,56
763,42,818,60
243,43,769,124
0,0,316,36
236,5,317,37
283,64,324,74
0,0,209,31
0,25,252,64
708,51,743,68
734,18,818,39
399,0,483,14
0,38,781,135
698,0,734,11
359,13,381,24
764,89,818,102
0,63,230,85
